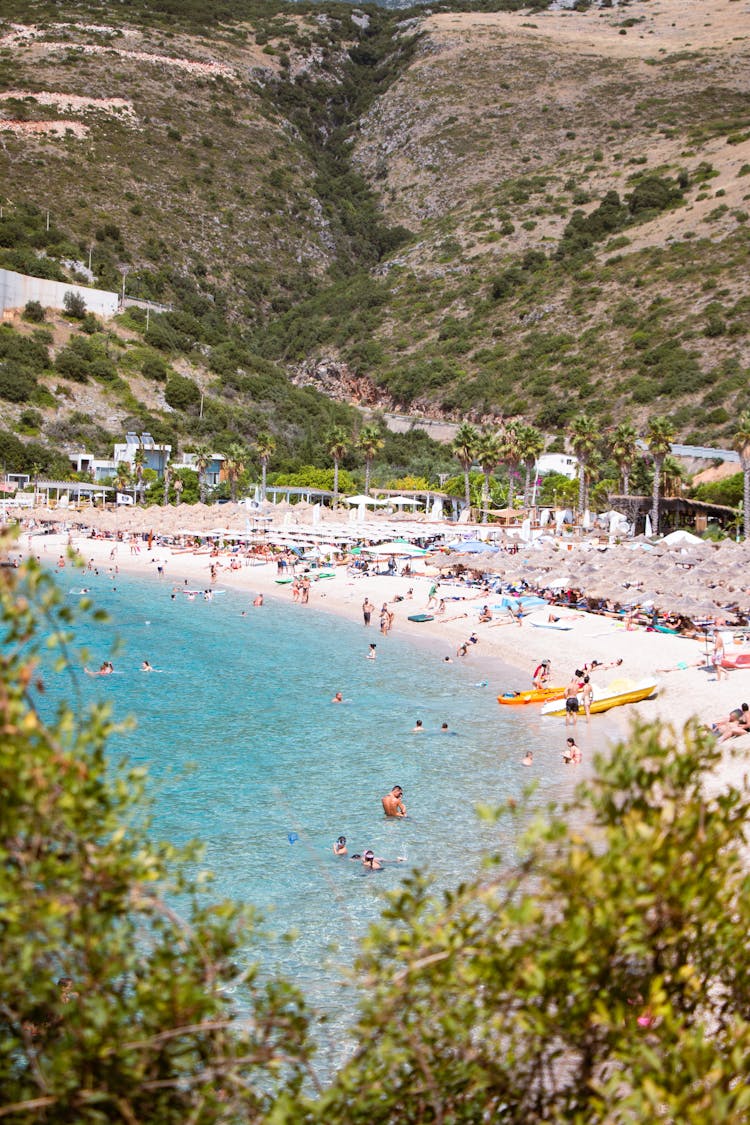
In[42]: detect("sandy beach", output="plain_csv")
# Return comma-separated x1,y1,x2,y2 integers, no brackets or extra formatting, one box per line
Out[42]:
16,520,750,794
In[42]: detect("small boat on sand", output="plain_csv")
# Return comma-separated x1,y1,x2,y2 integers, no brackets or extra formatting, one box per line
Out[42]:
540,677,659,717
497,686,566,706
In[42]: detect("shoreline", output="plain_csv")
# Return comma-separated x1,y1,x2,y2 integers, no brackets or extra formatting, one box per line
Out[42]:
19,527,750,778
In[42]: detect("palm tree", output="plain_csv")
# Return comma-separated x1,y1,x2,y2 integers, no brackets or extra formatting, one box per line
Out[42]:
254,432,276,503
173,477,183,506
193,445,212,504
132,446,145,507
114,463,132,505
30,461,41,506
661,454,685,499
500,422,522,510
452,422,479,512
568,413,599,517
518,424,545,508
162,465,171,507
475,430,503,523
645,415,676,536
224,443,246,503
327,426,350,508
357,424,384,497
732,411,750,541
610,421,638,497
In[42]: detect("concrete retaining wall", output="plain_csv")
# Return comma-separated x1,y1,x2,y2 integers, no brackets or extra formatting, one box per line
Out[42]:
0,268,119,317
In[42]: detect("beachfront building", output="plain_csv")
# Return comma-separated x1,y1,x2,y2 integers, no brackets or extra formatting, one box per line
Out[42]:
170,452,226,487
113,432,171,477
67,432,172,483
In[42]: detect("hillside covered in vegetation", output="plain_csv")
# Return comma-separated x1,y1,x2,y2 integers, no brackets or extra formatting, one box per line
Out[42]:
0,0,749,485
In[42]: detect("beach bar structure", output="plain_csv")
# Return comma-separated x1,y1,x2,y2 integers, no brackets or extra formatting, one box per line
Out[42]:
372,488,458,520
609,495,736,534
23,481,112,508
263,486,336,505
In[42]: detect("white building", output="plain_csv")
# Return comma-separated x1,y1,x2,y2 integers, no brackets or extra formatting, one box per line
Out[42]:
113,432,171,476
68,432,171,482
170,451,226,487
536,453,578,480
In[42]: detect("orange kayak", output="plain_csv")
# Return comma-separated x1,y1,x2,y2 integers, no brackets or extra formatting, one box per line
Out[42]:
497,686,566,706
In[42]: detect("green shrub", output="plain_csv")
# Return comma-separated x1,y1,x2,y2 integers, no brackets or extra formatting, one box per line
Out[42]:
627,174,682,215
17,407,42,434
23,300,45,323
63,290,87,319
0,361,36,402
164,373,201,412
141,354,169,382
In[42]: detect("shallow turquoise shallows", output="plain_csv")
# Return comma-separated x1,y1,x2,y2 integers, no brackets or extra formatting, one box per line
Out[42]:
39,570,593,1067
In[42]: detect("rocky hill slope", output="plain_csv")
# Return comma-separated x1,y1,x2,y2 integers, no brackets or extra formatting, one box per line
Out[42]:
1,0,749,478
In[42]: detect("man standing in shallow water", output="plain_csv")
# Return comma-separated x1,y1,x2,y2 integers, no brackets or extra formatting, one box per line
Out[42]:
382,785,406,818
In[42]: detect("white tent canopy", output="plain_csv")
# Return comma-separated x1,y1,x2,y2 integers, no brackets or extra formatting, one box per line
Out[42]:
660,529,704,546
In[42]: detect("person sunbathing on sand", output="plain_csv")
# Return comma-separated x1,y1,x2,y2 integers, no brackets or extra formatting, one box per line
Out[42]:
713,702,750,742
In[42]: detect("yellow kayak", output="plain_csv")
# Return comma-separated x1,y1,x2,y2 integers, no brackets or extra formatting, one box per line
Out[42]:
540,677,659,717
498,686,566,706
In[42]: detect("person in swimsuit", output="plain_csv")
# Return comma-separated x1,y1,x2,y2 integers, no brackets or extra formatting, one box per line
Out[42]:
532,660,551,689
382,786,406,818
333,836,348,856
565,673,580,726
581,674,593,722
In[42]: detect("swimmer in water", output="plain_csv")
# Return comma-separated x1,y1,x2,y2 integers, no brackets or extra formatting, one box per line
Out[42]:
361,849,406,871
85,661,113,677
382,785,406,818
333,836,348,856
141,660,153,672
332,691,344,703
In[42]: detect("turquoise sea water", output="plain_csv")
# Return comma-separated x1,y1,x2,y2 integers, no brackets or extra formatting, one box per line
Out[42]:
38,569,602,1070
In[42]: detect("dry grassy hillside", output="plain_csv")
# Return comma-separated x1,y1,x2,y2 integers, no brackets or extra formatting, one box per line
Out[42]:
308,0,750,439
357,0,750,256
0,10,358,309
